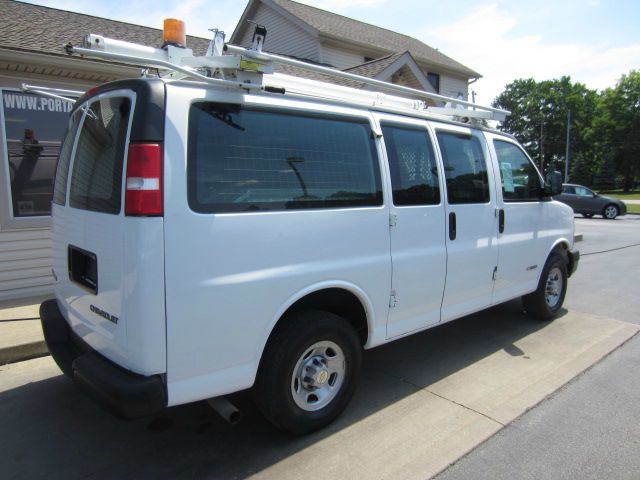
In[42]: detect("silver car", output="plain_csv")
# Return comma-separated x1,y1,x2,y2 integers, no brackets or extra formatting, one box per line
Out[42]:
554,184,627,219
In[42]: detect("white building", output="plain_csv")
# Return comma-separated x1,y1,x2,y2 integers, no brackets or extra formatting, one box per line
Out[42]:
0,0,480,300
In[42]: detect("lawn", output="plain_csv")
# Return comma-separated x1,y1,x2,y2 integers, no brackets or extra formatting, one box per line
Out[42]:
597,189,640,200
626,204,640,214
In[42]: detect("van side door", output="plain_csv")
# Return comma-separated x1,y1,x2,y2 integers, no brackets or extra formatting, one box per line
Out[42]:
485,133,547,302
374,114,447,339
434,124,499,321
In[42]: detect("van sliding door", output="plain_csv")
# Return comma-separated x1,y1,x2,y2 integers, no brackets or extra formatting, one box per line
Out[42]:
435,125,499,322
377,115,447,339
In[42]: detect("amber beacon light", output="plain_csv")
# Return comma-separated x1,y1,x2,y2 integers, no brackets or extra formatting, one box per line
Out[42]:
163,18,186,48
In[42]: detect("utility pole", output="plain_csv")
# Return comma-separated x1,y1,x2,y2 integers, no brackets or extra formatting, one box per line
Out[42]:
564,109,571,182
540,121,544,172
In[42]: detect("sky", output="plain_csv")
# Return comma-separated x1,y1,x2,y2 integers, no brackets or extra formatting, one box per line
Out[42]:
21,0,640,104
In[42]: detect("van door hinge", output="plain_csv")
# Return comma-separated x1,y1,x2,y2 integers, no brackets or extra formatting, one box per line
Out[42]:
389,214,397,227
389,291,398,308
492,266,498,281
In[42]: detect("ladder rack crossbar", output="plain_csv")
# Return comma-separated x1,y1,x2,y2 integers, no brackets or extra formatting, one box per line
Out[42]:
224,44,509,119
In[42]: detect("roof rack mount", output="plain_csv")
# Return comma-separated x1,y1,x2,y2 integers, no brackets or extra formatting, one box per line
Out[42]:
21,84,83,104
64,27,509,122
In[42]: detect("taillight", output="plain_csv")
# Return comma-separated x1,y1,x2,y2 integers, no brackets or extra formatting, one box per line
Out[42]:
125,143,163,216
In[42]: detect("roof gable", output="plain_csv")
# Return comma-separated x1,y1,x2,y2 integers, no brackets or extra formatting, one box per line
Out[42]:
268,0,480,78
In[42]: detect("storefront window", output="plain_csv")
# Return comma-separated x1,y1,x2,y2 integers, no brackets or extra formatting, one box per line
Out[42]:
2,90,73,217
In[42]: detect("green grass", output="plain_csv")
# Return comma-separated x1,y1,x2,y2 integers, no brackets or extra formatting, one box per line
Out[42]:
597,189,640,200
626,203,640,214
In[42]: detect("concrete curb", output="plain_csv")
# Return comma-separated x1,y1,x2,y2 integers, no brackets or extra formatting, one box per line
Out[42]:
0,340,49,366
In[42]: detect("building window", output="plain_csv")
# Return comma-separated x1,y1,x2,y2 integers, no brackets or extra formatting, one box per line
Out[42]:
2,90,73,218
427,72,440,93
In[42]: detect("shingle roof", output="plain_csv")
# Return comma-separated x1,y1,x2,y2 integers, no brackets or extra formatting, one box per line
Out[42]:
269,0,480,78
343,51,405,78
0,0,210,58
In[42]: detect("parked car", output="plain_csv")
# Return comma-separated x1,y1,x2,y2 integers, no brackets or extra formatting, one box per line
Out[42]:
554,184,627,219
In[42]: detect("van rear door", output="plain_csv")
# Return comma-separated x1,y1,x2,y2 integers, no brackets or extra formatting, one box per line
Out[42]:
51,80,167,375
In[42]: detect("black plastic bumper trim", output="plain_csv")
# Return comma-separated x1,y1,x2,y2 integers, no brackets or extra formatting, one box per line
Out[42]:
39,299,166,419
568,249,580,277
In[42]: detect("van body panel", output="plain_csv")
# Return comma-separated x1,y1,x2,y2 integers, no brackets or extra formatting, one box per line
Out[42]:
51,84,167,375
163,85,392,402
484,132,575,304
434,124,500,322
373,113,447,339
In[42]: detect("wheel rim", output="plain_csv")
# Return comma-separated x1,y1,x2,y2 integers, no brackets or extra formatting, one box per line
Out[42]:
605,206,617,219
291,340,345,412
545,266,563,308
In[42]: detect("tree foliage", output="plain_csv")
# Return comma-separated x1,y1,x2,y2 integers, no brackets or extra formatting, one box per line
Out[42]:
493,72,640,190
493,77,598,176
591,71,640,191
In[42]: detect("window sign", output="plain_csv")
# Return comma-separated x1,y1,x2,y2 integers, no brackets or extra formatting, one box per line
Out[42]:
2,90,73,217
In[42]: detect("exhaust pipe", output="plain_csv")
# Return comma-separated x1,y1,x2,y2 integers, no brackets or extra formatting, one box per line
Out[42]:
207,397,242,425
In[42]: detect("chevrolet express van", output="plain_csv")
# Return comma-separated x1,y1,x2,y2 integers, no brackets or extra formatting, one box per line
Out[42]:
40,70,579,435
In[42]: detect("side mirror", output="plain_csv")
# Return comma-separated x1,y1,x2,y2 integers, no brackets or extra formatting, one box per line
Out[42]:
544,171,563,197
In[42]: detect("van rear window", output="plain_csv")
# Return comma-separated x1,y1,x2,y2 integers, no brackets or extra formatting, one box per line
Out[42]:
69,96,131,214
187,103,382,213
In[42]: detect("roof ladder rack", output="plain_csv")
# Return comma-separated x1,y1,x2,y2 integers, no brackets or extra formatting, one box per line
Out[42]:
63,24,510,122
21,84,83,104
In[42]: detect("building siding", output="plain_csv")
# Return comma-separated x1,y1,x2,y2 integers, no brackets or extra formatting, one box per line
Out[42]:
0,228,52,301
320,43,368,69
440,74,469,100
238,3,319,62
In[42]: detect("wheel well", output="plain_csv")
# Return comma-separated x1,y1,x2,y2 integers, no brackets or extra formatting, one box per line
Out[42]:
275,288,369,346
552,242,571,267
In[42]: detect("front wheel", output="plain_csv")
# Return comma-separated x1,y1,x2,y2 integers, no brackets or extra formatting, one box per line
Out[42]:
253,310,361,435
603,204,619,219
522,252,568,320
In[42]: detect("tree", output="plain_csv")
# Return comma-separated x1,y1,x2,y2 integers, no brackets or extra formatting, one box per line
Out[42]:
591,71,640,191
493,77,598,177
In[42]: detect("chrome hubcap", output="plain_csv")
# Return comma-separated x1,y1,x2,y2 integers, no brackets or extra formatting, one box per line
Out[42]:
291,340,345,411
605,206,617,218
545,266,563,308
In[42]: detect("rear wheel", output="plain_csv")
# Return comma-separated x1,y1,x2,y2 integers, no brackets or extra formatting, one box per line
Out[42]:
253,310,361,435
603,204,619,219
522,252,568,320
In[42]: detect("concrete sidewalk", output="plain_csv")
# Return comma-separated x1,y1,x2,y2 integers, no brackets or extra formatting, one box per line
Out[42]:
0,295,51,365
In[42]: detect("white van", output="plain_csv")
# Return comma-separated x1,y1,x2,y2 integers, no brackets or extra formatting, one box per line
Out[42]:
40,34,579,435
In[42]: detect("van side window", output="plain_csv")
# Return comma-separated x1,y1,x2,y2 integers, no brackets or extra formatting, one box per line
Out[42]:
53,109,82,206
493,140,543,202
187,103,382,213
436,131,489,204
381,124,440,206
69,97,131,214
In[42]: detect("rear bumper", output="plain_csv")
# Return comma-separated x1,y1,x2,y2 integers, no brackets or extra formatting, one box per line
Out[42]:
567,249,580,277
40,299,166,419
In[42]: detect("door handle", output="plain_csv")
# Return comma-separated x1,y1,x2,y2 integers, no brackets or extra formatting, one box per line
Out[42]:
498,209,505,234
449,212,456,240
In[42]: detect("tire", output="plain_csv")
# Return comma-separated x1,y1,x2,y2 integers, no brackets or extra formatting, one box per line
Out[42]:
603,204,619,219
582,213,594,218
253,310,362,435
522,251,568,320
